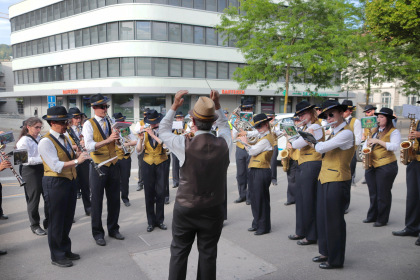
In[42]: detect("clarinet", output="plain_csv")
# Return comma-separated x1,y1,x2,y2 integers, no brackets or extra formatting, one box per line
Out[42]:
0,145,26,186
67,128,105,177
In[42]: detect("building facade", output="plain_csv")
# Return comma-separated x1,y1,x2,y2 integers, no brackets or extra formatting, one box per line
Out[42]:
4,0,349,121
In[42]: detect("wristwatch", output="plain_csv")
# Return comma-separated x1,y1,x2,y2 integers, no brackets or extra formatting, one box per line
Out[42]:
73,159,79,167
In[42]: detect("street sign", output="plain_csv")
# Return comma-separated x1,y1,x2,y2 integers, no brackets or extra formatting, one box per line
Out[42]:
48,103,56,108
47,96,56,108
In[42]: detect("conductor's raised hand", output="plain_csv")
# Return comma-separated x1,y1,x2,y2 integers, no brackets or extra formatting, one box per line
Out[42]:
172,90,189,111
210,90,221,110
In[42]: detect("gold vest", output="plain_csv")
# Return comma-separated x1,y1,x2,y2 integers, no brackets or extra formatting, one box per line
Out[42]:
298,121,325,165
318,126,355,184
248,134,274,169
42,133,77,180
348,117,358,149
414,121,420,161
116,145,131,160
371,128,397,168
290,148,300,161
143,133,168,165
236,141,245,149
88,118,117,166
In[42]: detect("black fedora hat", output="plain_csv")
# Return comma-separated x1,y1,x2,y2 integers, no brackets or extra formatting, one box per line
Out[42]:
113,112,126,122
318,100,348,119
90,93,110,106
253,113,272,128
342,99,356,110
144,110,163,124
374,107,396,119
241,99,254,110
42,106,73,121
294,101,315,116
265,110,275,117
314,104,322,110
175,111,184,118
68,107,82,117
363,104,377,112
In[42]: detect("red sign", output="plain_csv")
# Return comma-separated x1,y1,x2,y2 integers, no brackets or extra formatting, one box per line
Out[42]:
63,89,78,95
221,89,245,95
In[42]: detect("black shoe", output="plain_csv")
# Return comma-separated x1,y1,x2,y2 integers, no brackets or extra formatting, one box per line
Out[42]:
32,227,47,236
136,184,144,191
109,232,125,240
373,222,386,227
297,240,316,245
65,252,80,260
248,227,257,232
85,209,91,216
363,219,374,223
0,214,8,220
51,259,73,267
415,238,420,246
392,229,418,237
124,201,131,207
157,223,167,230
288,234,304,240
164,197,169,205
254,231,268,236
319,262,342,269
234,197,246,203
271,180,277,186
147,225,155,232
173,183,179,188
312,256,328,263
77,193,82,199
0,250,7,255
246,200,251,205
95,238,106,246
284,202,295,206
43,219,48,230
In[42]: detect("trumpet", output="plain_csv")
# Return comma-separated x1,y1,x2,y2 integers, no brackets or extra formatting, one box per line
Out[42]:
400,114,416,165
0,145,26,187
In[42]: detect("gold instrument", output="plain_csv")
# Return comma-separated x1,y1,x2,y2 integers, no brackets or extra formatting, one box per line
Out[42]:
362,128,373,169
280,147,290,172
105,113,131,156
0,145,26,186
400,114,416,165
229,106,258,145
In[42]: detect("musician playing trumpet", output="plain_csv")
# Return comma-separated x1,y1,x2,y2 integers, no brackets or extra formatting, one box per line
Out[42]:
362,108,401,227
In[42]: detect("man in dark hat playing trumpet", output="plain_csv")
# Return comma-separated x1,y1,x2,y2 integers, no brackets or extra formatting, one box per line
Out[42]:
38,106,89,267
82,94,124,246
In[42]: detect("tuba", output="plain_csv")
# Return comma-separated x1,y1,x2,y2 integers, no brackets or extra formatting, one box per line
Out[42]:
362,128,373,169
400,114,416,165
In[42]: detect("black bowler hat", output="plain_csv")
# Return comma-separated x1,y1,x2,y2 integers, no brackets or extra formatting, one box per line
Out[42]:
113,112,126,122
294,101,315,116
318,100,348,119
175,111,184,118
253,113,272,128
42,106,72,121
363,104,377,112
68,107,82,117
342,99,356,110
374,107,396,119
265,110,275,118
314,104,322,110
90,93,110,106
241,99,254,110
144,110,163,124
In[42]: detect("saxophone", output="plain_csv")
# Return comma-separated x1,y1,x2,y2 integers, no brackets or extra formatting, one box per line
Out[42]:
400,114,416,165
362,128,373,169
280,146,290,172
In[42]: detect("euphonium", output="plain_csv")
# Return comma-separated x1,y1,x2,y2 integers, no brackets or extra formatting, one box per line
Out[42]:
229,106,258,145
400,114,416,165
362,128,373,169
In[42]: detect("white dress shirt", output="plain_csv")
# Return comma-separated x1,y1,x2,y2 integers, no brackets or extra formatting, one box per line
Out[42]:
159,109,232,167
292,122,323,149
38,130,74,173
16,135,43,166
247,130,273,156
346,116,362,146
315,122,354,154
82,115,109,153
362,128,401,151
70,125,82,140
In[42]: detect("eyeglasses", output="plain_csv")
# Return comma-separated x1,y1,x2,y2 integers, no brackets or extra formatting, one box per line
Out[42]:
97,105,110,109
33,126,43,129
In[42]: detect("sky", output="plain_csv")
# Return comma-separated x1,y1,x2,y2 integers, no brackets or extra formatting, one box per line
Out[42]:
0,0,20,45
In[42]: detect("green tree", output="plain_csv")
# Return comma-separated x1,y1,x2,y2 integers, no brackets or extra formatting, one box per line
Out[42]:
216,0,356,112
0,44,12,60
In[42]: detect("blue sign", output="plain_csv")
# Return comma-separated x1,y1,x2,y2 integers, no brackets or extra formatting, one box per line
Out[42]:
48,103,56,108
47,96,56,103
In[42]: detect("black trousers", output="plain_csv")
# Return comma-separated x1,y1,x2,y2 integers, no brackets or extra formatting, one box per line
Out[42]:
286,159,298,203
0,183,3,216
365,161,398,224
172,153,180,186
346,151,358,211
405,161,420,233
90,163,121,239
164,156,171,199
137,152,144,187
317,180,350,267
117,157,132,203
22,164,49,229
76,161,91,213
42,176,77,262
248,168,271,234
169,202,224,280
236,147,250,201
295,161,321,240
270,145,278,182
142,160,165,226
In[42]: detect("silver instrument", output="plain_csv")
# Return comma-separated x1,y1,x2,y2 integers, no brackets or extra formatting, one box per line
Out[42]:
105,113,131,156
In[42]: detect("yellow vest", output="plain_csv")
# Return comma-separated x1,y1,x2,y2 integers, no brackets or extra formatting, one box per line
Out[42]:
371,128,397,168
298,121,325,165
318,126,355,184
116,145,131,160
143,132,168,165
88,118,117,167
248,134,274,169
348,117,358,149
41,133,77,180
290,148,300,161
414,121,420,161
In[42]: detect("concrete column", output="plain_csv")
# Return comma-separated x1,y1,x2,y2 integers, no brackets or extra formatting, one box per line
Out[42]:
133,94,140,122
165,94,172,114
256,95,261,113
274,95,281,114
76,95,82,110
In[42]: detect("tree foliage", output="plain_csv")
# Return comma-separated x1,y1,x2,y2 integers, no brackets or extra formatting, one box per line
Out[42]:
0,44,12,60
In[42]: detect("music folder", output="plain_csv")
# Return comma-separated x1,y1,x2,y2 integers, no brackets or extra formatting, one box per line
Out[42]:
298,131,317,145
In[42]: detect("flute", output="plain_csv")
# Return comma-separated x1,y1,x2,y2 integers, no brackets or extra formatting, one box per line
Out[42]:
0,145,26,186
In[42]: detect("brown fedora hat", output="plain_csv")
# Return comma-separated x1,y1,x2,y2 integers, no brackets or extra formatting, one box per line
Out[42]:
189,97,218,123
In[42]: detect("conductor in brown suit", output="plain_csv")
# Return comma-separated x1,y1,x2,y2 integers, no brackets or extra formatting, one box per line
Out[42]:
160,90,232,280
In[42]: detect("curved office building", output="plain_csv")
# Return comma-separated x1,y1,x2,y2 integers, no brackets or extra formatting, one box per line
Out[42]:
7,0,346,120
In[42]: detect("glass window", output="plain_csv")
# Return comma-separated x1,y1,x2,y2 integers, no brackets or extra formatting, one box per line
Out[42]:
229,63,238,78
82,96,92,118
169,59,181,77
182,0,193,8
18,71,23,84
154,58,168,77
49,36,56,52
182,60,194,77
16,44,21,58
68,96,77,108
28,69,34,83
113,95,134,121
228,35,237,47
206,28,217,45
84,62,92,79
206,0,217,11
136,21,151,40
107,22,119,42
121,57,135,76
106,0,118,4
182,25,193,43
90,26,99,44
194,61,205,78
152,22,167,41
69,31,76,48
27,42,32,56
206,61,217,78
41,7,48,23
100,59,108,77
228,0,238,7
47,6,53,22
21,42,27,57
194,26,205,44
169,23,181,42
43,38,49,53
53,3,60,20
218,62,228,79
98,0,106,7
63,64,70,80
169,0,181,5
217,31,228,46
60,2,67,18
77,62,84,79
37,40,43,54
81,0,89,12
55,35,62,51
62,33,69,50
194,0,205,9
90,0,99,9
119,0,134,2
92,60,100,78
83,28,90,46
32,40,38,55
139,95,166,114
56,65,63,81
33,69,39,83
98,24,107,43
25,14,30,28
35,10,41,25
23,70,28,84
381,92,391,108
136,57,152,76
30,11,36,26
67,0,74,16
74,0,82,14
108,58,120,77
70,63,77,80
120,21,134,40
135,0,151,2
152,0,166,3
75,30,83,47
